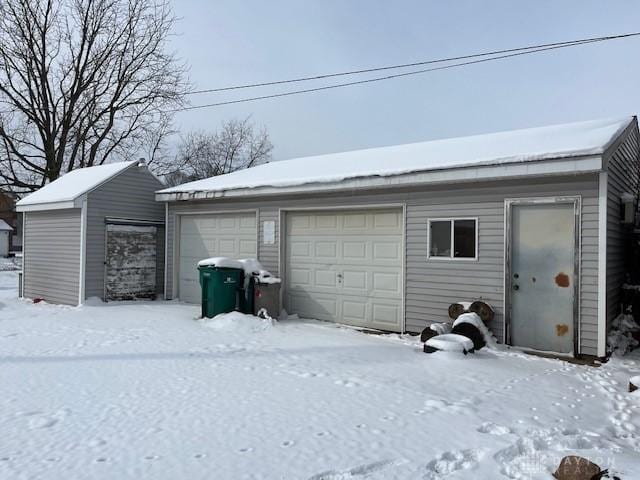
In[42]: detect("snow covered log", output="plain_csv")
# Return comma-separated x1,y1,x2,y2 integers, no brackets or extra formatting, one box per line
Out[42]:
447,301,494,323
447,303,467,320
630,376,640,393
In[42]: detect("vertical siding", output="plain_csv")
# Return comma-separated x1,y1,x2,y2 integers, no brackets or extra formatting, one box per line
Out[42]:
606,124,640,329
164,175,599,354
258,207,280,276
85,166,165,299
23,208,81,305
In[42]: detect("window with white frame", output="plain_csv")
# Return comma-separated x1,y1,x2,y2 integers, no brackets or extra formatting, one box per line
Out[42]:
428,218,477,260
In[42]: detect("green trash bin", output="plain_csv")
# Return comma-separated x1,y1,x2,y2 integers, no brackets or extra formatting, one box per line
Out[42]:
198,265,243,318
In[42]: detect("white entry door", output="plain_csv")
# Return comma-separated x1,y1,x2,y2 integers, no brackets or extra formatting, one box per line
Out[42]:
509,202,577,353
285,209,404,331
178,212,257,303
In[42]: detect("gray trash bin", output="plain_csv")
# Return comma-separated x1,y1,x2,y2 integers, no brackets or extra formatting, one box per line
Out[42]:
253,281,280,319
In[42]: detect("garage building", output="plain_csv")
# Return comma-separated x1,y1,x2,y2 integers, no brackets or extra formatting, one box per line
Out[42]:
17,161,165,305
157,117,640,359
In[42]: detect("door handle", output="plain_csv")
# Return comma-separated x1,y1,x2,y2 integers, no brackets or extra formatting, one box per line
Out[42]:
513,284,519,291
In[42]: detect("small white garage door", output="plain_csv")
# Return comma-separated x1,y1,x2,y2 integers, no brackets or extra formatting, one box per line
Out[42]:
178,212,257,303
285,209,404,331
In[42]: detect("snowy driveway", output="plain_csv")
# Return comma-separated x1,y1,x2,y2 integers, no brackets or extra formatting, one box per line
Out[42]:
1,269,639,480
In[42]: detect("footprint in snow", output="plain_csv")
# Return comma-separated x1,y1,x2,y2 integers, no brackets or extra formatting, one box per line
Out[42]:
308,459,404,480
281,440,295,448
334,379,360,388
477,422,511,435
424,449,482,479
28,416,58,429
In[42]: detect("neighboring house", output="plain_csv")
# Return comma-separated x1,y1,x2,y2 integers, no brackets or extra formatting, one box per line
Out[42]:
0,219,12,257
0,191,21,252
156,117,640,359
16,161,165,306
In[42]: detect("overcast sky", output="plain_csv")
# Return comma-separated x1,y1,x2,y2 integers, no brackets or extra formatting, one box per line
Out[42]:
168,1,640,161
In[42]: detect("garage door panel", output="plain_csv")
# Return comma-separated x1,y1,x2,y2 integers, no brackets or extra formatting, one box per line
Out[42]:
375,212,401,227
289,292,338,320
315,269,338,287
372,303,401,328
315,241,337,258
373,272,401,294
285,209,403,331
343,241,367,259
342,270,367,289
342,300,367,324
178,213,257,303
373,242,402,260
239,239,258,255
342,213,367,229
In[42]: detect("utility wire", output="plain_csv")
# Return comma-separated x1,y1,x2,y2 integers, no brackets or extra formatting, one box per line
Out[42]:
174,37,609,112
187,32,640,95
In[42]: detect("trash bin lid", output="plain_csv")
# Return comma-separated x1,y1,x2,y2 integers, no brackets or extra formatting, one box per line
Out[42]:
197,257,244,270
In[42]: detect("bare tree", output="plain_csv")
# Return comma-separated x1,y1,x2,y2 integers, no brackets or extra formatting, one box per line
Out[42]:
0,0,189,195
159,118,273,187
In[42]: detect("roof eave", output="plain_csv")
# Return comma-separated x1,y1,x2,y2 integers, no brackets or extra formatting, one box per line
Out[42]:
155,154,603,203
16,197,82,212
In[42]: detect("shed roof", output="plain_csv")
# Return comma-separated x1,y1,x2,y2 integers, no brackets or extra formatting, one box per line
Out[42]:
0,219,12,231
158,117,634,200
16,161,137,211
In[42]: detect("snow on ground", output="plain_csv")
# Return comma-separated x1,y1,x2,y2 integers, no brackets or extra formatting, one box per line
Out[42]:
1,268,639,480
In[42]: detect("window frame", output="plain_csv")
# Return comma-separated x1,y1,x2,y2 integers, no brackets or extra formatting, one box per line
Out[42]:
426,217,479,261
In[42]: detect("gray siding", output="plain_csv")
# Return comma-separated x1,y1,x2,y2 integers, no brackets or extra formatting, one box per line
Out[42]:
23,208,81,305
606,122,640,329
85,165,165,300
165,174,599,354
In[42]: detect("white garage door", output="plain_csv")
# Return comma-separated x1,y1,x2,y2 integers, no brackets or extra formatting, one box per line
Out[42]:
178,212,257,303
285,209,404,331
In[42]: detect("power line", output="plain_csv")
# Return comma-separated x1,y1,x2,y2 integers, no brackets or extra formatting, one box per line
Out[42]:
174,36,613,112
187,32,640,95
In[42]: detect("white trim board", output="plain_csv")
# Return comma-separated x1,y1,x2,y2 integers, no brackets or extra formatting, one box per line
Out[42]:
78,199,88,305
597,172,608,358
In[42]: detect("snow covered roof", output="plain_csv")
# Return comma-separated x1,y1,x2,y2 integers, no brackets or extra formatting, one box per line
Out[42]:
0,219,12,231
16,161,137,211
157,117,634,200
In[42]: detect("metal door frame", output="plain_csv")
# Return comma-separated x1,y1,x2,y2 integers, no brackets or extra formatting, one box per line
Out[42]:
504,196,581,354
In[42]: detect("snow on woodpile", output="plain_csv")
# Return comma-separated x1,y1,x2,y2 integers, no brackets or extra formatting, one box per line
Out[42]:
453,312,498,349
16,161,136,207
159,117,633,196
